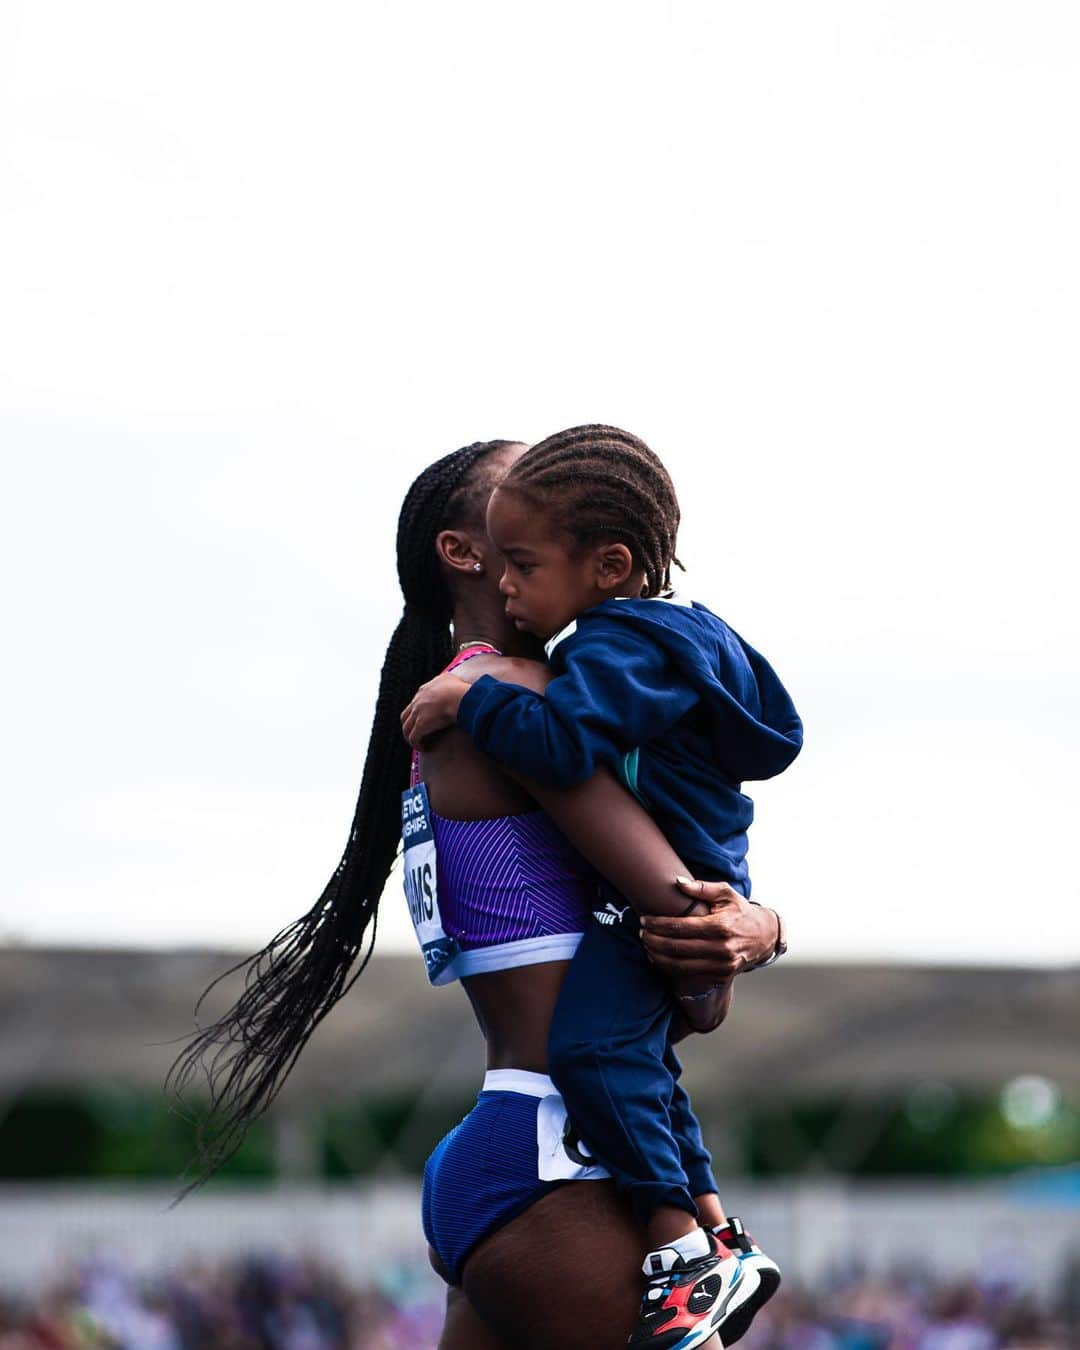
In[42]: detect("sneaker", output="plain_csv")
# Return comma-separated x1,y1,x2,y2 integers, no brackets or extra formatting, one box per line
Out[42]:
708,1216,781,1345
627,1234,761,1350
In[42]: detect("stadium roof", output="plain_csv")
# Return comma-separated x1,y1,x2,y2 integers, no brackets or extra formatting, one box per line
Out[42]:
1,948,1075,1111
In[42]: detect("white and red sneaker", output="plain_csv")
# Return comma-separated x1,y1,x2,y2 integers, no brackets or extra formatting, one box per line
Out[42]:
627,1233,761,1350
708,1216,781,1345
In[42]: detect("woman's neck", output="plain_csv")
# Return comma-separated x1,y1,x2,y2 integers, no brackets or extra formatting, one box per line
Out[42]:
450,593,538,659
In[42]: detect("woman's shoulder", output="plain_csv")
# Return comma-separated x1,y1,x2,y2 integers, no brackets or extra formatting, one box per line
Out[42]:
454,653,552,693
420,654,548,817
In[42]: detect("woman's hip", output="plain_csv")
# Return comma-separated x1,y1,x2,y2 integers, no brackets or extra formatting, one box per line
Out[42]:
422,1069,609,1287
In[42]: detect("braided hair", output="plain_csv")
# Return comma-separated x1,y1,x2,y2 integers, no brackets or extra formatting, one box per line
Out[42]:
499,424,682,598
167,439,517,1191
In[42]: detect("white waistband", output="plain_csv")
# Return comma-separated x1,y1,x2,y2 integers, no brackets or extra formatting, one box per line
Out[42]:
453,932,582,979
482,1068,556,1098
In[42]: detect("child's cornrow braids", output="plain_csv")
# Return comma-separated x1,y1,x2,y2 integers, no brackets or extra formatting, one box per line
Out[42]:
168,439,516,1194
502,424,681,597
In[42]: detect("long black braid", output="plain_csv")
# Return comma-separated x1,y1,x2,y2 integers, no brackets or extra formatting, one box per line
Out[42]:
167,439,517,1191
501,424,682,598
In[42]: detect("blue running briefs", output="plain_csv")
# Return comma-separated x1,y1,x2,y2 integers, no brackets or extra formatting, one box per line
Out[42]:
421,1069,609,1285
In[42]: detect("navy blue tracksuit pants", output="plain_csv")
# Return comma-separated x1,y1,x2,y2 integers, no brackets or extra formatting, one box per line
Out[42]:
548,892,718,1222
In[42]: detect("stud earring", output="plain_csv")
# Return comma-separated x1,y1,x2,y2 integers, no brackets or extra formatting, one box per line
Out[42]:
473,562,483,573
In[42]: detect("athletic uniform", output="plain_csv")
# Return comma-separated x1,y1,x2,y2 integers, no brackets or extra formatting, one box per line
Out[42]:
455,597,803,1226
404,645,716,1286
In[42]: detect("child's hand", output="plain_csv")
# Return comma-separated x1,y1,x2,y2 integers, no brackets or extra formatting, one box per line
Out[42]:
672,976,734,1036
401,673,470,748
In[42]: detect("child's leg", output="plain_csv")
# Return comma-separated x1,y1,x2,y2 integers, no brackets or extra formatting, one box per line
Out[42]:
694,1191,726,1229
665,1041,718,1200
663,1042,725,1228
551,925,773,1348
548,904,700,1247
665,1044,785,1344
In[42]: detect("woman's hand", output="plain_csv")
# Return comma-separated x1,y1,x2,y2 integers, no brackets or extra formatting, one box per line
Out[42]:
401,673,470,748
641,879,780,980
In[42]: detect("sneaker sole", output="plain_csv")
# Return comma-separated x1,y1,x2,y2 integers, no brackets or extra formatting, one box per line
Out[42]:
715,1257,781,1347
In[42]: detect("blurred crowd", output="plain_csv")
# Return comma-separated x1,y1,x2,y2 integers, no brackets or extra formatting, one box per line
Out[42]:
0,1259,441,1350
0,1254,1074,1350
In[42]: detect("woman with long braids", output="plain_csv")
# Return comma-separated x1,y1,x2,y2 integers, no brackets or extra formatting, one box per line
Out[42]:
405,425,801,1350
170,437,780,1349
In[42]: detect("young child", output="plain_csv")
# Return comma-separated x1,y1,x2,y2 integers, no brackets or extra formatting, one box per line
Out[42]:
402,425,802,1350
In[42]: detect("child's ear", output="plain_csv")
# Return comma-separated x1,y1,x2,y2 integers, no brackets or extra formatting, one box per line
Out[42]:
594,542,635,592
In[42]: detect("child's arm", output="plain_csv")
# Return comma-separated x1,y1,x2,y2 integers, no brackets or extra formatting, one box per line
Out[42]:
404,651,755,1030
403,622,697,786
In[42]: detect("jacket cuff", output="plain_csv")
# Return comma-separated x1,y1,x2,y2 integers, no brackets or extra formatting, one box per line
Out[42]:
457,674,507,737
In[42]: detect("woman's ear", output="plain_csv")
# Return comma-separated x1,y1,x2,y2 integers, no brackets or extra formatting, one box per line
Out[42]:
594,542,635,593
435,528,485,575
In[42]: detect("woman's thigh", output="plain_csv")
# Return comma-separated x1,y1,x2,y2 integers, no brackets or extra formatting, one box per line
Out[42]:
460,1180,644,1350
438,1286,511,1350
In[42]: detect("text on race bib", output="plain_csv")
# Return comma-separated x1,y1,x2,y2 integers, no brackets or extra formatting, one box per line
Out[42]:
401,783,459,985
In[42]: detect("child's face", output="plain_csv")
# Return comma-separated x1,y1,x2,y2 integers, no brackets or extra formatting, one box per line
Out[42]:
486,487,612,641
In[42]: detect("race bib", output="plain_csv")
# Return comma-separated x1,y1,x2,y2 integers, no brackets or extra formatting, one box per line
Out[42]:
536,1092,610,1182
401,783,459,985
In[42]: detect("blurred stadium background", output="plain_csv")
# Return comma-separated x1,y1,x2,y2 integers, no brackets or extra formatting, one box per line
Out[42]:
1,947,1076,1347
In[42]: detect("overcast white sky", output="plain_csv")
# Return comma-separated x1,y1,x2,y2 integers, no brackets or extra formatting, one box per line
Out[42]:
2,1,1078,965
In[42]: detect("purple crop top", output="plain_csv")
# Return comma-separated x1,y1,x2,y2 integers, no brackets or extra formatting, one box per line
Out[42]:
403,644,595,985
